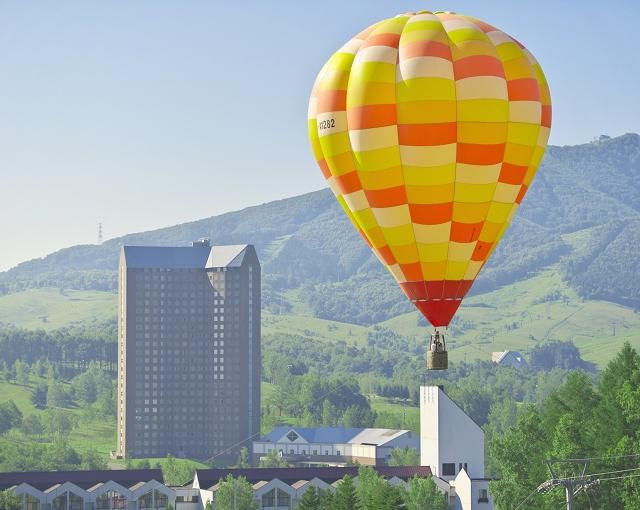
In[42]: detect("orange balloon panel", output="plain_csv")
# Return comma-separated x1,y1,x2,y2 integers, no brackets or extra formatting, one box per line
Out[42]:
308,11,551,327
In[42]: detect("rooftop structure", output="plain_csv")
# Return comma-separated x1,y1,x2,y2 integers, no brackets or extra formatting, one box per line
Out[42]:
491,350,529,369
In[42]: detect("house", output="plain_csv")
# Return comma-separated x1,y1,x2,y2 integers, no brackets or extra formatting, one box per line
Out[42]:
491,350,529,369
252,426,419,466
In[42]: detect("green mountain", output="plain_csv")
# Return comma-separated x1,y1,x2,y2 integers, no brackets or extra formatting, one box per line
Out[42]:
1,133,639,329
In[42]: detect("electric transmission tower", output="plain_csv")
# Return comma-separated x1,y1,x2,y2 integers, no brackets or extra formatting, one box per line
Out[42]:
536,459,600,510
98,222,103,245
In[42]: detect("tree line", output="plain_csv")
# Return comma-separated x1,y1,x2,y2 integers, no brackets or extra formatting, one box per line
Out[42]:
206,466,447,510
0,324,117,373
490,342,640,509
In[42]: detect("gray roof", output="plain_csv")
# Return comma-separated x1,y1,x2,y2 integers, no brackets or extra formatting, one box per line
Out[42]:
121,244,251,269
206,245,249,268
122,246,211,269
259,427,410,446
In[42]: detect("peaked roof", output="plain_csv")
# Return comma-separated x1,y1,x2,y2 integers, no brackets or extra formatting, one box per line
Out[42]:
493,350,527,364
195,466,431,489
206,245,249,268
0,469,164,491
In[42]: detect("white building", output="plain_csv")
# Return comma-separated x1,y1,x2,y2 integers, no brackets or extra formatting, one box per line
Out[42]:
421,385,494,510
491,350,529,369
253,426,419,467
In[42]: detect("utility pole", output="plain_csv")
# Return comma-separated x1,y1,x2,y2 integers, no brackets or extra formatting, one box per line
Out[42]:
537,459,599,510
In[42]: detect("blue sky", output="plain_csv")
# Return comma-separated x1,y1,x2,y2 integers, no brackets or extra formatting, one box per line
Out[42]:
0,1,638,270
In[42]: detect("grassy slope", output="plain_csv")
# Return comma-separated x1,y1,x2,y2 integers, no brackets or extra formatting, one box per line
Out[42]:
0,288,117,330
0,376,115,457
382,267,640,366
0,262,638,369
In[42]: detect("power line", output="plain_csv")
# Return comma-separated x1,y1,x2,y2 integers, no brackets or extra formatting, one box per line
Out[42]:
564,452,640,462
598,472,640,483
513,486,542,510
566,466,640,480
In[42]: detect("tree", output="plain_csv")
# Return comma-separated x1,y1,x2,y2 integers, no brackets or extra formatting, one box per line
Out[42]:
388,447,420,466
31,382,48,409
14,360,29,387
356,466,401,510
258,449,288,468
0,401,23,434
489,407,548,510
72,371,97,405
235,446,251,468
296,486,320,510
46,380,67,408
215,475,258,510
162,455,193,486
405,477,448,510
20,414,44,437
80,449,108,470
0,489,22,510
44,409,74,439
321,399,337,426
317,489,334,510
333,475,360,510
204,501,213,510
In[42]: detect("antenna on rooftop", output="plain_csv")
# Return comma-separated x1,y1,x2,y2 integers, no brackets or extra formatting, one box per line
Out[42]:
98,222,103,245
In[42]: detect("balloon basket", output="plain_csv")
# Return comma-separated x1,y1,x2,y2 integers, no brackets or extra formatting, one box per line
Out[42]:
426,351,448,370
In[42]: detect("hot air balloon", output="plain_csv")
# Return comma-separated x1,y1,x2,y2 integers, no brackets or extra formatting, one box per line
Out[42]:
308,11,551,369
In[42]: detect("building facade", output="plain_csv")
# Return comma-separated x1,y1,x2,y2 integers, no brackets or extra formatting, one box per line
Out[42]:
253,427,419,467
420,385,494,510
2,467,431,510
117,241,260,460
0,469,176,510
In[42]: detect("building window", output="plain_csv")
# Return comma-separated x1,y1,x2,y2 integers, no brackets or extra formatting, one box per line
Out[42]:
286,430,299,442
23,494,40,510
261,490,275,507
276,489,290,507
478,489,489,503
442,463,456,476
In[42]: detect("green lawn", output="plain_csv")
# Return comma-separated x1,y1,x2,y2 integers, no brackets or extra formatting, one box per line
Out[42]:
0,375,115,456
0,288,117,330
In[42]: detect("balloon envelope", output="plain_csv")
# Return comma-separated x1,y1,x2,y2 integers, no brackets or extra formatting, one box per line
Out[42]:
308,11,551,327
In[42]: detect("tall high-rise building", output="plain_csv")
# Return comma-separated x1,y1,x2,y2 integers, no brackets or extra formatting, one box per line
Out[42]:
117,240,260,460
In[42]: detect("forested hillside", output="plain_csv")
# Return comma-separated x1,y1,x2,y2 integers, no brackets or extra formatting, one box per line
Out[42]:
1,133,639,324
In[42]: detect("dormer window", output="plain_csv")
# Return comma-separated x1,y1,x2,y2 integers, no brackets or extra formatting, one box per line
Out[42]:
286,430,299,442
